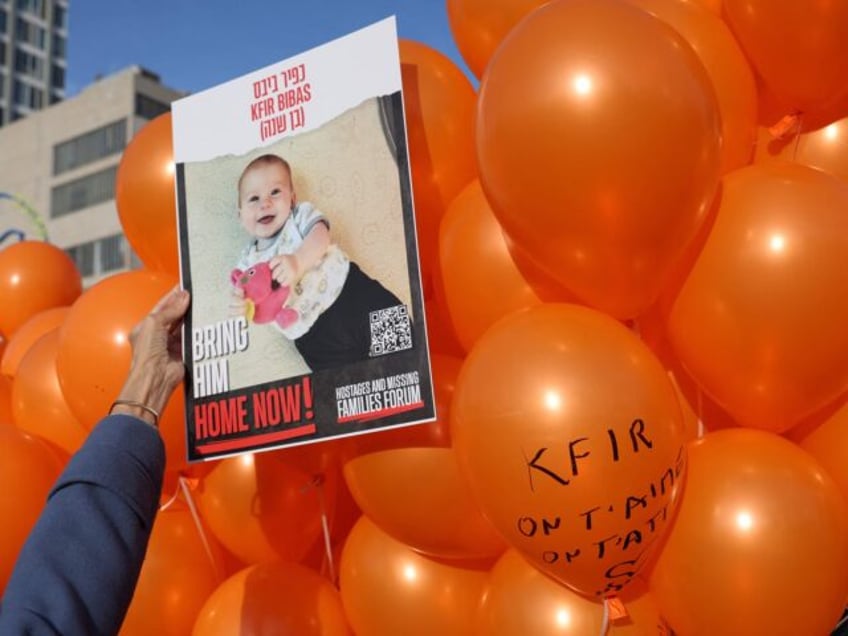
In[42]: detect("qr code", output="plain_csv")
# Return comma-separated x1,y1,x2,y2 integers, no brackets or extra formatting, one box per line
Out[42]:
369,304,413,357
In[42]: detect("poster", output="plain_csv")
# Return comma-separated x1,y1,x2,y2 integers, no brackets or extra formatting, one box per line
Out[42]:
172,17,434,462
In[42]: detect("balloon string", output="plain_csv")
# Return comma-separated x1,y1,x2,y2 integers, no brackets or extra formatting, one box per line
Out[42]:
315,476,337,585
790,111,805,162
158,483,181,512
179,475,224,583
300,474,336,584
833,608,848,631
600,597,610,635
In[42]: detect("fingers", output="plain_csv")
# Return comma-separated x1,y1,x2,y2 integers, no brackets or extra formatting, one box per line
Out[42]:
228,298,248,318
150,286,191,330
129,287,189,352
271,256,297,287
270,260,287,284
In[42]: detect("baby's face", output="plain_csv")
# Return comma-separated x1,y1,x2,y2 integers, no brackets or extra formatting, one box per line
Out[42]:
238,162,295,239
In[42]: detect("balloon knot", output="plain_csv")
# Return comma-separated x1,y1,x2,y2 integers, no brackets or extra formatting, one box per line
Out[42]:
767,112,802,139
300,473,325,493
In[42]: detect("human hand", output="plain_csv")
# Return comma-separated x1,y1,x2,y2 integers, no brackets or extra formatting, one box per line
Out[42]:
229,286,248,318
111,287,190,426
270,254,301,287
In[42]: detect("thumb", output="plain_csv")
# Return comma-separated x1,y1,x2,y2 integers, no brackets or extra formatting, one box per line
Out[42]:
152,287,191,329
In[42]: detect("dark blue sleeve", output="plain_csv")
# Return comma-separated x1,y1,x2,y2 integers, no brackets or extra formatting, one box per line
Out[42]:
0,414,165,636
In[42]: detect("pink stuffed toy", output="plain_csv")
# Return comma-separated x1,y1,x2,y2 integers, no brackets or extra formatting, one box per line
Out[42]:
230,261,298,329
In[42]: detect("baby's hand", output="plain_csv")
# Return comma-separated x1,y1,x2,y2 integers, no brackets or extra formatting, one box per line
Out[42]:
229,286,248,318
270,254,301,287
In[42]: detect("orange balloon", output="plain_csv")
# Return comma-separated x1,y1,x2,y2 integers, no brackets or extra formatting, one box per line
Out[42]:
445,0,548,79
476,0,721,319
689,0,721,14
115,113,179,277
12,330,88,456
663,372,703,443
478,550,668,635
0,426,63,592
1,307,68,379
649,429,848,636
755,113,848,183
301,468,363,579
668,163,848,432
757,78,848,133
120,503,223,636
339,516,488,636
503,235,577,304
0,375,12,426
399,39,478,288
194,451,330,565
272,436,347,478
667,367,738,436
54,270,188,468
439,180,544,351
424,297,465,357
624,0,757,174
160,457,223,510
636,307,738,436
344,447,506,560
723,0,848,115
193,561,351,636
795,398,848,507
451,304,687,598
0,241,81,337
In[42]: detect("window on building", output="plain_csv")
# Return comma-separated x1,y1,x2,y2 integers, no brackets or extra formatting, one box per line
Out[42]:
135,94,170,120
99,234,128,272
50,62,63,88
13,79,43,108
15,17,45,48
53,120,127,175
0,9,7,34
50,89,61,104
16,0,45,19
0,107,4,126
50,165,118,218
0,43,5,66
65,241,95,277
14,47,44,79
51,33,65,59
66,234,136,279
52,3,66,29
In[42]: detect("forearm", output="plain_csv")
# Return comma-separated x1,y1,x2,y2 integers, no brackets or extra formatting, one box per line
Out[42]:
110,361,174,426
0,415,165,635
292,222,331,275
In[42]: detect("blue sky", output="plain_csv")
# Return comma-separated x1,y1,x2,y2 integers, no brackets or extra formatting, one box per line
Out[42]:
65,1,468,96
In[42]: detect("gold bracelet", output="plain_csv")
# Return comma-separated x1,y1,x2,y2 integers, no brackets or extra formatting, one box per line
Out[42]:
109,399,160,428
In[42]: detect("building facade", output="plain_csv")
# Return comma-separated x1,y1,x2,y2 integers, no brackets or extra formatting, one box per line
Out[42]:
0,66,184,283
0,0,68,127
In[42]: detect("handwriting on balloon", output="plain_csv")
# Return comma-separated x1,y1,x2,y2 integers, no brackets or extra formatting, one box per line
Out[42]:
516,417,687,597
